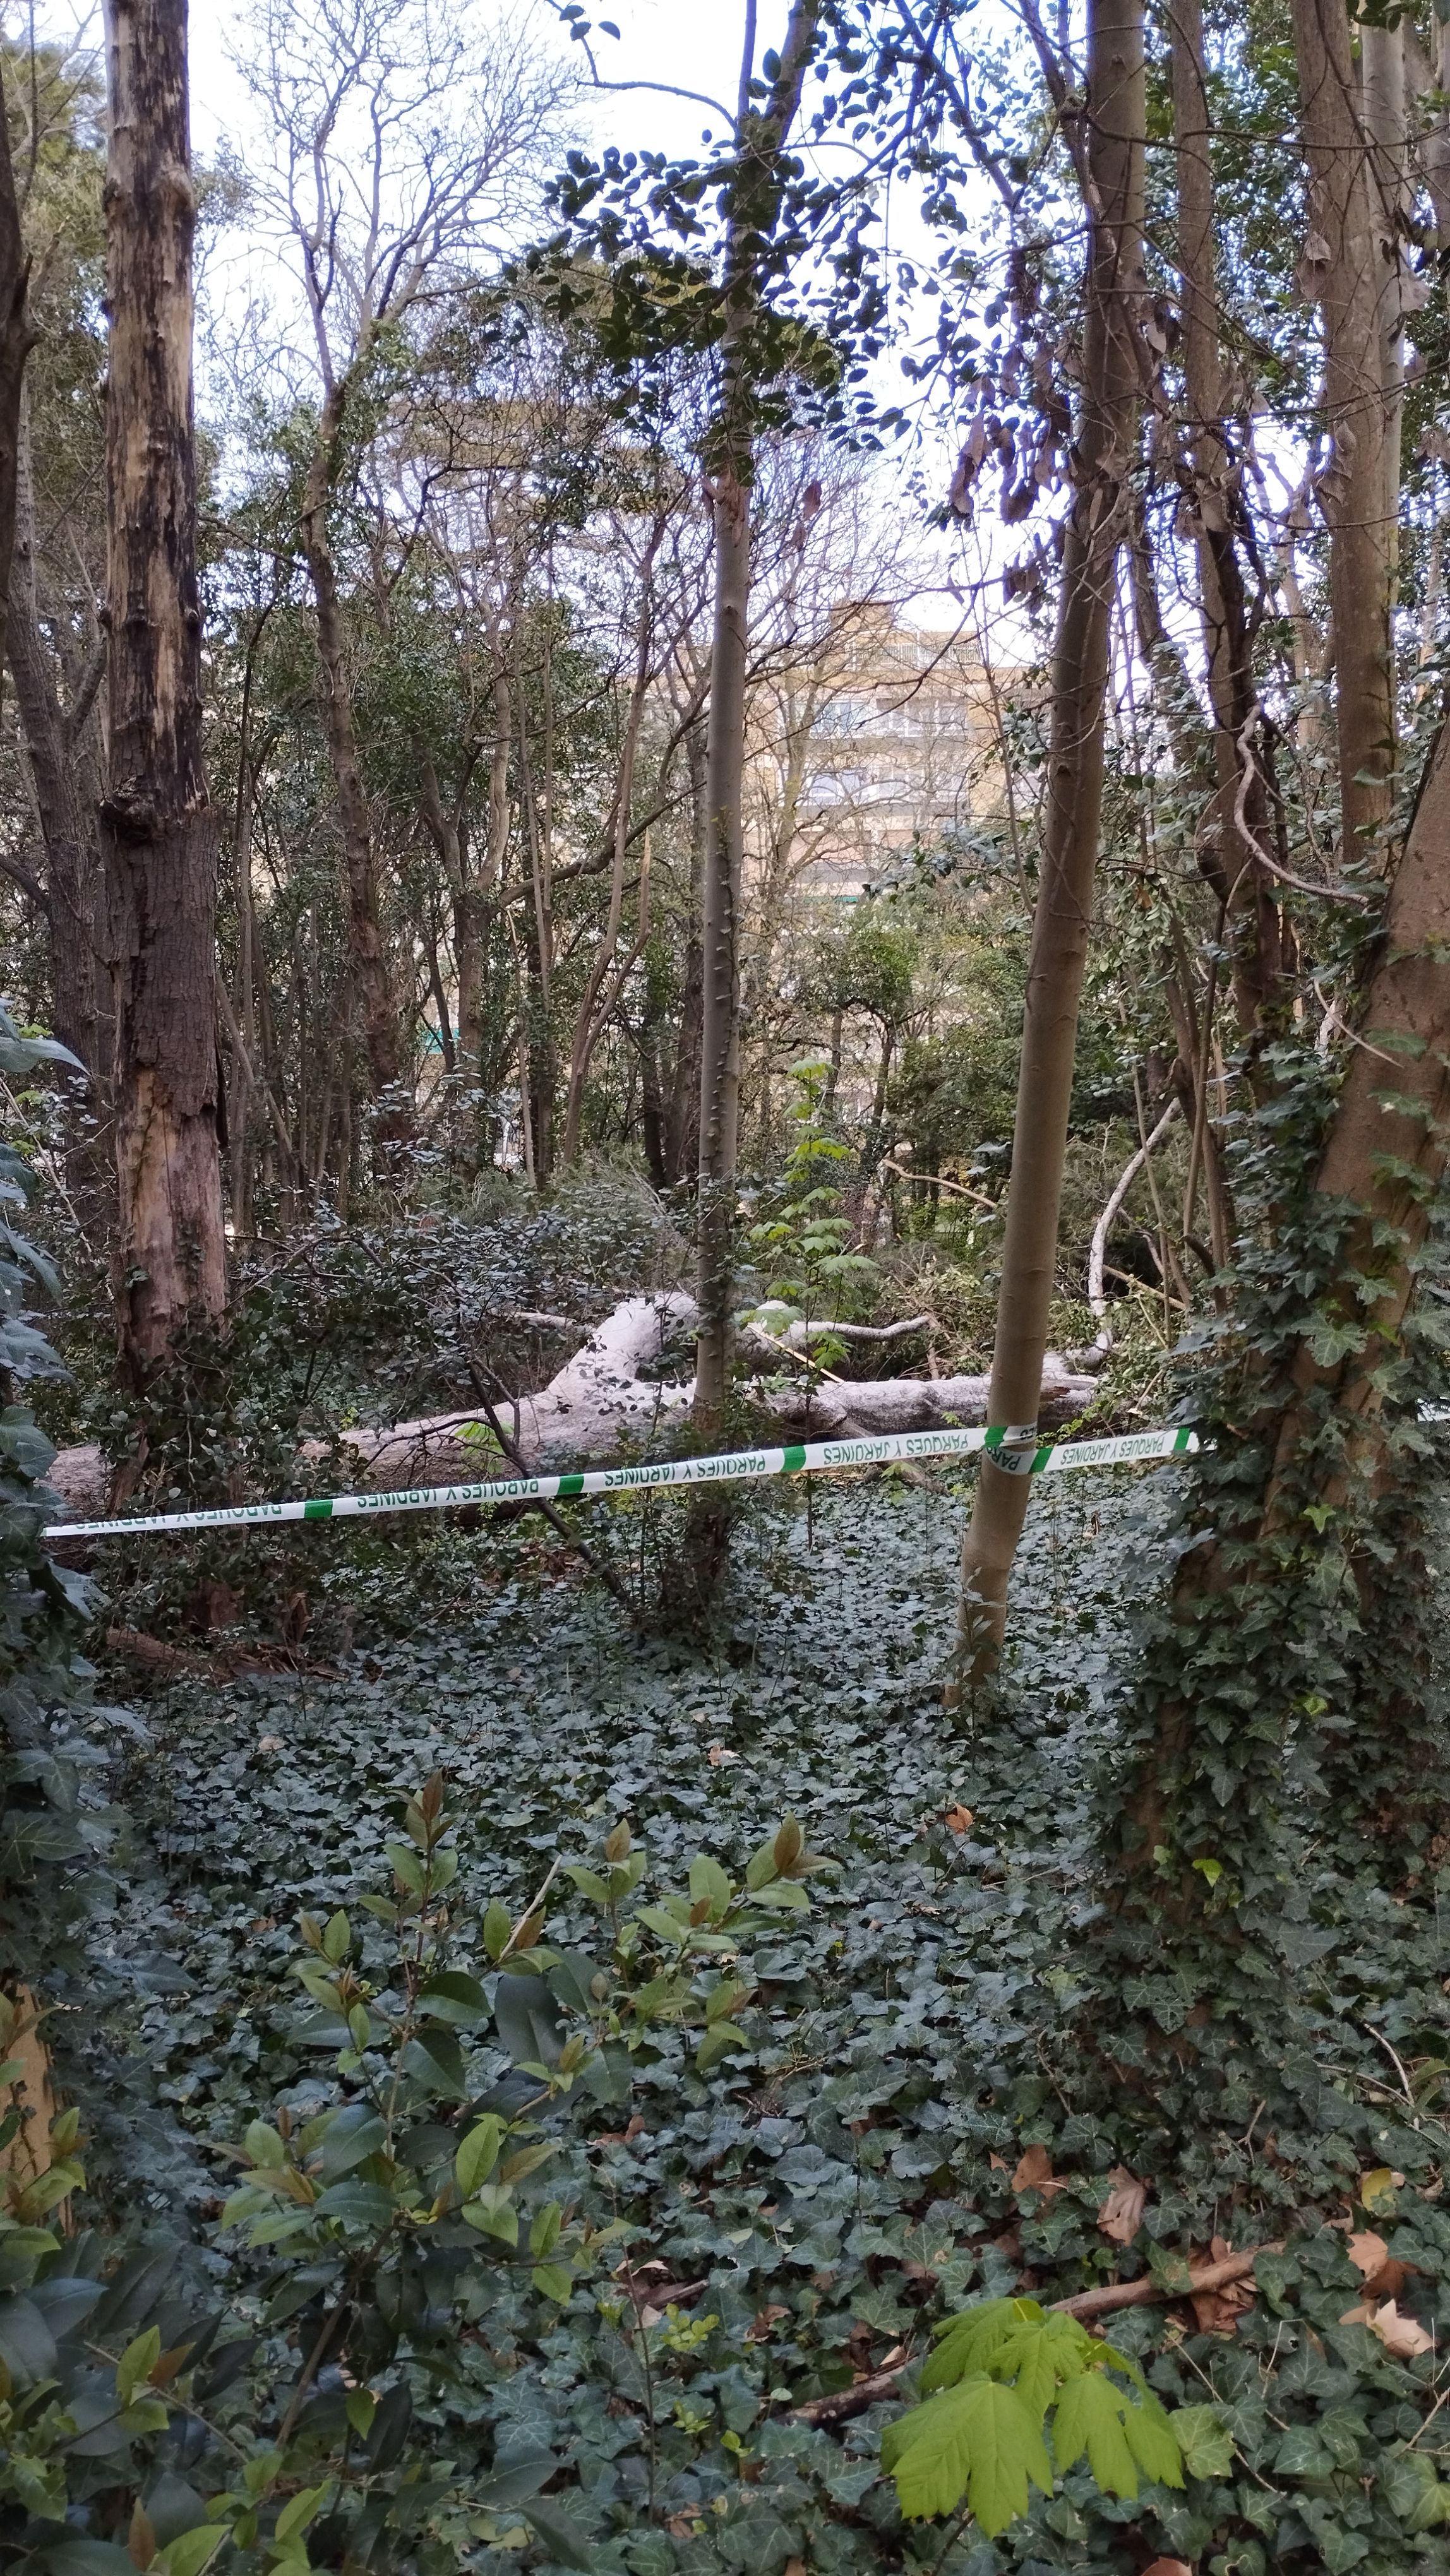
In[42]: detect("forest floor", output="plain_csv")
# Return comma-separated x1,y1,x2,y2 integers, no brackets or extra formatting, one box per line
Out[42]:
81,1466,1450,2574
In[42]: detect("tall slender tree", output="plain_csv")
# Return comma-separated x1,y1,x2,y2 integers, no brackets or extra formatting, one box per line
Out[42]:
693,0,824,1437
954,0,1147,1679
100,0,225,1388
1290,0,1398,862
0,54,39,681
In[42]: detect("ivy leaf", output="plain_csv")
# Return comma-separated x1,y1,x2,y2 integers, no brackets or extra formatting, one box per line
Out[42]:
1170,2402,1233,2481
881,2373,1053,2529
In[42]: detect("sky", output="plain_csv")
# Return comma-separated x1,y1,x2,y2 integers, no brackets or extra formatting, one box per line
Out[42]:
188,2,792,194
32,1,1015,650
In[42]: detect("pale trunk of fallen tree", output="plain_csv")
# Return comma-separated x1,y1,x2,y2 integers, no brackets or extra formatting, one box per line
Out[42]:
43,1295,1096,1515
956,0,1146,1686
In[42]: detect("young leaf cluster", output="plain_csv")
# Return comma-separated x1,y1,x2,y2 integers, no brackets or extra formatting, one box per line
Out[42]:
882,2293,1190,2534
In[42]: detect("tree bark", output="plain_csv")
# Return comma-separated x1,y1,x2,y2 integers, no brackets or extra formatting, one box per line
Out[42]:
1267,727,1450,1501
299,382,404,1110
100,0,225,1383
8,433,109,1090
563,518,666,1162
0,56,37,686
694,446,751,1434
665,715,707,1184
693,0,822,1438
955,0,1146,1679
1166,0,1286,1051
1112,722,1450,1893
1291,0,1398,861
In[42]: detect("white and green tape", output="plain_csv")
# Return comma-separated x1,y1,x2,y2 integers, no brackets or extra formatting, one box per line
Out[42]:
43,1421,1199,1544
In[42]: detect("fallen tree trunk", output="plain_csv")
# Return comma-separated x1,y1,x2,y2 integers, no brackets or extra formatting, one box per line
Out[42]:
42,1294,1099,1517
755,1356,1098,1443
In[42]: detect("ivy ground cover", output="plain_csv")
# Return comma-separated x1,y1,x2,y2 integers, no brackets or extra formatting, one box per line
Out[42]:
87,1469,1450,2575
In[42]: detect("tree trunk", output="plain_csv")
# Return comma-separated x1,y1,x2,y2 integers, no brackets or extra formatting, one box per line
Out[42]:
1291,0,1397,861
955,0,1146,1681
8,436,109,1092
1360,21,1408,616
0,56,36,686
693,451,750,1437
665,716,707,1184
299,382,404,1109
1111,721,1450,1905
563,521,664,1162
692,0,822,1438
1167,0,1286,1052
1267,730,1450,1500
100,0,225,1385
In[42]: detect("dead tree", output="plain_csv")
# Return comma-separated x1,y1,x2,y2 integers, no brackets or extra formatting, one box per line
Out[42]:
100,0,225,1383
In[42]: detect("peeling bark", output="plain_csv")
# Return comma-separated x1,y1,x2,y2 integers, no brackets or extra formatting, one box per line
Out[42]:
100,0,225,1381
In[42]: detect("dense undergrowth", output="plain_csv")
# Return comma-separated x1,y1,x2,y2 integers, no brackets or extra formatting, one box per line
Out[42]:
52,1468,1450,2576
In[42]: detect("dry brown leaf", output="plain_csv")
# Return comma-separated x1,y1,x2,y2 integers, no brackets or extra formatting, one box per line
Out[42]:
1139,2561,1192,2576
988,2152,1010,2173
944,1804,973,1835
1190,2235,1257,2335
707,1743,738,1767
1097,2166,1147,2246
1012,2143,1071,2198
592,2113,649,2150
1341,2296,1434,2358
1345,2226,1412,2299
745,2305,791,2344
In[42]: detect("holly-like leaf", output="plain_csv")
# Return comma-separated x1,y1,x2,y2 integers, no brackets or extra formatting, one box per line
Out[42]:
1170,2402,1233,2480
881,2373,1053,2529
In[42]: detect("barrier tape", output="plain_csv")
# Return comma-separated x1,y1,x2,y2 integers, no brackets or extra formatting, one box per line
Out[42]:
42,1421,1199,1544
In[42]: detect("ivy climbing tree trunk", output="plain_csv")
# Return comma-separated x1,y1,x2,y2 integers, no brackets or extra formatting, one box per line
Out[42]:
692,0,823,1439
1107,721,1450,1934
100,0,226,1387
954,0,1146,1682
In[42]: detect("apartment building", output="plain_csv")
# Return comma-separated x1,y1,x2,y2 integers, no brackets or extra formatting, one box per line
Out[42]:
745,600,1008,909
